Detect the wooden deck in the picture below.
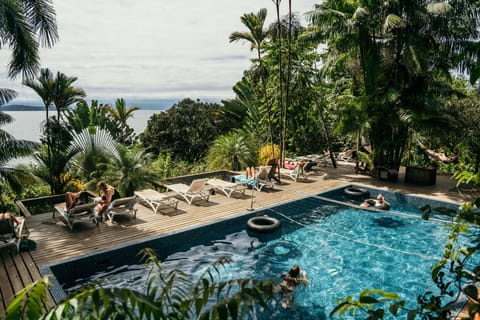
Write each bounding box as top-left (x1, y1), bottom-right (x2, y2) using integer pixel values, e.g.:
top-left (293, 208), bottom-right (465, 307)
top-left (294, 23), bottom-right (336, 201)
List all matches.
top-left (0, 250), bottom-right (55, 318)
top-left (0, 163), bottom-right (475, 318)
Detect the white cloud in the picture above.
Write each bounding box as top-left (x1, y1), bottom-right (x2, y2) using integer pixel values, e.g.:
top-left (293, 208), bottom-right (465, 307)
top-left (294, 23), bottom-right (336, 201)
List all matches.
top-left (0, 0), bottom-right (317, 103)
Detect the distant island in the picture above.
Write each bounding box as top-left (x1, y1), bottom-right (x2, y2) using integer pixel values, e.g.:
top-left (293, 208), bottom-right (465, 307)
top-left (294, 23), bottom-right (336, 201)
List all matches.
top-left (0, 104), bottom-right (45, 111)
top-left (0, 98), bottom-right (222, 111)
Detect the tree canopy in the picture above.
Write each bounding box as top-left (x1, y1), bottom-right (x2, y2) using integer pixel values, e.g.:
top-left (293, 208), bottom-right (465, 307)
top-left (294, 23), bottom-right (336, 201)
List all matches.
top-left (140, 98), bottom-right (228, 163)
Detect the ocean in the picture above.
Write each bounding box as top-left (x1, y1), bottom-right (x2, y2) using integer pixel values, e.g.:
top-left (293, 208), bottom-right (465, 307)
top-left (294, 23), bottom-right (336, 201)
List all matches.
top-left (3, 109), bottom-right (160, 142)
top-left (2, 98), bottom-right (222, 141)
top-left (1, 98), bottom-right (209, 165)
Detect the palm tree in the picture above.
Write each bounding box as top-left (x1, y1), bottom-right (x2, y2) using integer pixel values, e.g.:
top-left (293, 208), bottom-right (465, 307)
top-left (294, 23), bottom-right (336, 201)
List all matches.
top-left (0, 0), bottom-right (58, 121)
top-left (31, 145), bottom-right (79, 194)
top-left (24, 69), bottom-right (85, 194)
top-left (52, 71), bottom-right (86, 122)
top-left (69, 127), bottom-right (119, 186)
top-left (106, 98), bottom-right (140, 144)
top-left (0, 0), bottom-right (58, 80)
top-left (222, 79), bottom-right (264, 138)
top-left (0, 112), bottom-right (38, 197)
top-left (305, 0), bottom-right (480, 170)
top-left (207, 130), bottom-right (257, 171)
top-left (229, 8), bottom-right (268, 63)
top-left (229, 9), bottom-right (276, 157)
top-left (24, 68), bottom-right (56, 127)
top-left (105, 145), bottom-right (157, 197)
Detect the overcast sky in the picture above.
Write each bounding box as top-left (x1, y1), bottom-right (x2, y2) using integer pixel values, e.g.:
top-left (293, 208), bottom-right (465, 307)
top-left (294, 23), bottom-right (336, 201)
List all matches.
top-left (0, 1), bottom-right (317, 103)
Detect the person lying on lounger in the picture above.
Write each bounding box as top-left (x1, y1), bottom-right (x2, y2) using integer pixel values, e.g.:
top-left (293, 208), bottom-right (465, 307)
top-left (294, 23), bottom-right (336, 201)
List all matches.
top-left (245, 167), bottom-right (257, 180)
top-left (65, 191), bottom-right (84, 211)
top-left (0, 211), bottom-right (21, 226)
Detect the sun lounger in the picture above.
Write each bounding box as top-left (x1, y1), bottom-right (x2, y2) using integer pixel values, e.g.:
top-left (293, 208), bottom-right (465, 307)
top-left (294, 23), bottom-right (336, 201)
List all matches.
top-left (135, 189), bottom-right (179, 214)
top-left (166, 178), bottom-right (210, 205)
top-left (55, 202), bottom-right (99, 231)
top-left (207, 178), bottom-right (247, 198)
top-left (104, 196), bottom-right (138, 222)
top-left (0, 216), bottom-right (29, 253)
top-left (234, 166), bottom-right (274, 192)
top-left (280, 164), bottom-right (312, 182)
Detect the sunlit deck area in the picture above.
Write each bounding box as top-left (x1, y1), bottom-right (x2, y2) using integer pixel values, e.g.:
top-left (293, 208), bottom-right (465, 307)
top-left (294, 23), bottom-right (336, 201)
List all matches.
top-left (1, 163), bottom-right (476, 317)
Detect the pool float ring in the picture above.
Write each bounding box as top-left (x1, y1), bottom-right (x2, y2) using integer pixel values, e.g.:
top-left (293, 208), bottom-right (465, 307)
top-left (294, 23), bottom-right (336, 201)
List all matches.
top-left (344, 187), bottom-right (370, 198)
top-left (247, 215), bottom-right (281, 233)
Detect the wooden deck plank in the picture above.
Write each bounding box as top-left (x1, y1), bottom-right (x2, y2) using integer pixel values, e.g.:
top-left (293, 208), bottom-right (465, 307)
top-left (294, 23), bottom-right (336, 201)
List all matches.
top-left (0, 251), bottom-right (13, 316)
top-left (1, 164), bottom-right (472, 317)
top-left (19, 252), bottom-right (55, 309)
top-left (4, 252), bottom-right (24, 299)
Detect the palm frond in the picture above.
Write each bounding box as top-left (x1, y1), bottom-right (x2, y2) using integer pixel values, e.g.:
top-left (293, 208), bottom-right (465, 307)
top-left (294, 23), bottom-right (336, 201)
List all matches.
top-left (0, 88), bottom-right (18, 106)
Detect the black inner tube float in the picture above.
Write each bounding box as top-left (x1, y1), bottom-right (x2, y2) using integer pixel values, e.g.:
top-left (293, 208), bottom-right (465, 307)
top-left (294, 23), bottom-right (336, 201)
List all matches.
top-left (344, 187), bottom-right (370, 198)
top-left (247, 215), bottom-right (281, 233)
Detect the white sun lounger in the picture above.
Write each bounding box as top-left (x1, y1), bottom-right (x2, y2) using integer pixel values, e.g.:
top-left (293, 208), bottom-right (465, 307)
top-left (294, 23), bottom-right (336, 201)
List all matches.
top-left (104, 196), bottom-right (138, 222)
top-left (55, 202), bottom-right (99, 231)
top-left (0, 216), bottom-right (29, 253)
top-left (166, 178), bottom-right (210, 205)
top-left (207, 178), bottom-right (247, 198)
top-left (280, 164), bottom-right (312, 182)
top-left (234, 166), bottom-right (274, 192)
top-left (135, 189), bottom-right (179, 214)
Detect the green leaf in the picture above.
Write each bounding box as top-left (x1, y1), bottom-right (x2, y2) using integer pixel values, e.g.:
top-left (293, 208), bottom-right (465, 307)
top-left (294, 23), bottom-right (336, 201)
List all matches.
top-left (383, 292), bottom-right (400, 300)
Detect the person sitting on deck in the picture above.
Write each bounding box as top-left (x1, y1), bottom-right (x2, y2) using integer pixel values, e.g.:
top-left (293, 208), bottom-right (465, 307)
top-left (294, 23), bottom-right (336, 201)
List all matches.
top-left (95, 181), bottom-right (121, 216)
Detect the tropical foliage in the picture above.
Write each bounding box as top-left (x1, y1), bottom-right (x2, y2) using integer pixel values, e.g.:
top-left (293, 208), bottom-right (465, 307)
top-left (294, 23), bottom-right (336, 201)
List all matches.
top-left (6, 250), bottom-right (275, 320)
top-left (207, 130), bottom-right (257, 171)
top-left (0, 0), bottom-right (58, 80)
top-left (0, 0), bottom-right (57, 206)
top-left (3, 0), bottom-right (480, 318)
top-left (140, 98), bottom-right (228, 163)
top-left (0, 112), bottom-right (37, 206)
top-left (303, 0), bottom-right (480, 171)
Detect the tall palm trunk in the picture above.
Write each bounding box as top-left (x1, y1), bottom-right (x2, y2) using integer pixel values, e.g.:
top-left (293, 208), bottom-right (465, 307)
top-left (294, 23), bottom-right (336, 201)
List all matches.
top-left (258, 51), bottom-right (276, 161)
top-left (273, 0), bottom-right (284, 184)
top-left (283, 0), bottom-right (292, 169)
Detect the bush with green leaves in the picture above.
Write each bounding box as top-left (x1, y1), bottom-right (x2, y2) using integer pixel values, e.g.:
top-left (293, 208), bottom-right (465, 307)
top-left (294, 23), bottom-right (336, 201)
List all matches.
top-left (140, 98), bottom-right (229, 163)
top-left (207, 130), bottom-right (257, 171)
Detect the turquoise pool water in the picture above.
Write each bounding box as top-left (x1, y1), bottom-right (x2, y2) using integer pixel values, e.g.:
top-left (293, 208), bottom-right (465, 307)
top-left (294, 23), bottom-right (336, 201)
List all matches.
top-left (53, 189), bottom-right (464, 319)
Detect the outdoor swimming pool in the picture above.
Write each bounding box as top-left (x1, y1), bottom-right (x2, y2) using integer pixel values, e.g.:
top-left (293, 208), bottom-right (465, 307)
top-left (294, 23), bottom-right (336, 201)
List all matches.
top-left (43, 185), bottom-right (468, 319)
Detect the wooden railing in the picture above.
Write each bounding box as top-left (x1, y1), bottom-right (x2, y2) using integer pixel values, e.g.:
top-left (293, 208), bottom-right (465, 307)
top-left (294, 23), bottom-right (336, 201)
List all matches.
top-left (16, 191), bottom-right (97, 217)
